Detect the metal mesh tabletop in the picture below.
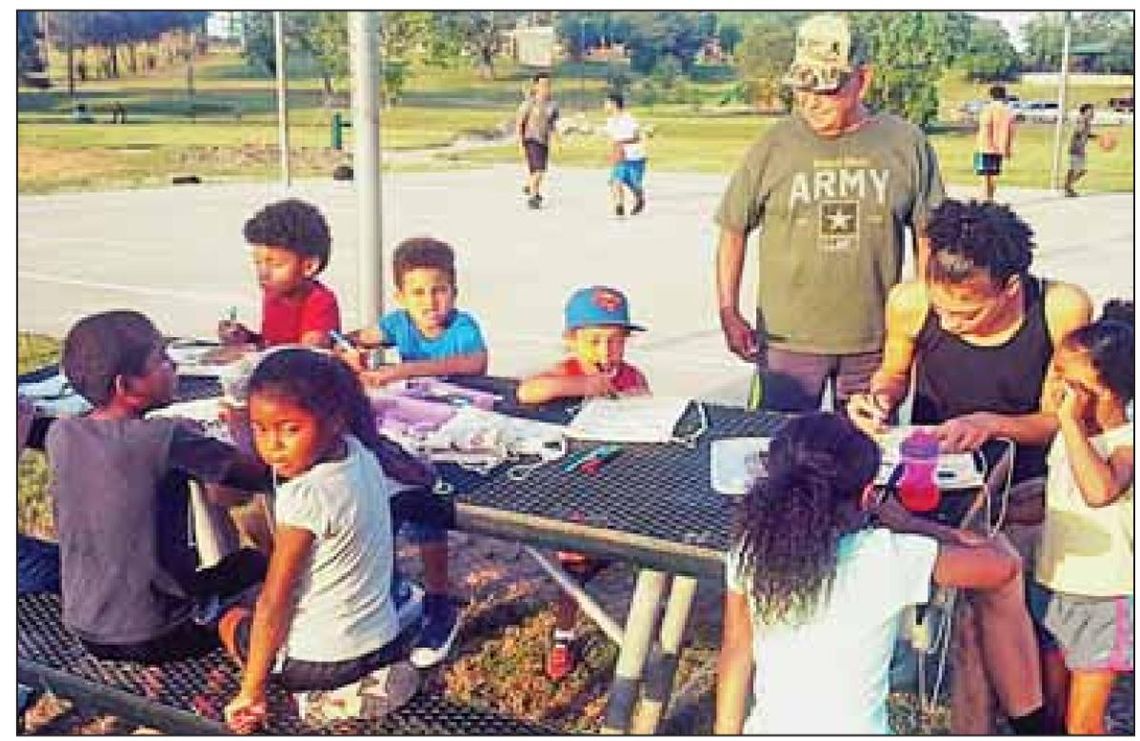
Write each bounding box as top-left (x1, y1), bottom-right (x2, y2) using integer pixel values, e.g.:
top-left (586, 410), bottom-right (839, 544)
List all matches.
top-left (439, 379), bottom-right (787, 576)
top-left (18, 592), bottom-right (549, 734)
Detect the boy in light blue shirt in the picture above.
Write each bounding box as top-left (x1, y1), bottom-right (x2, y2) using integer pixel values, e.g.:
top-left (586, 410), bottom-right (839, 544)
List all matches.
top-left (343, 236), bottom-right (487, 670)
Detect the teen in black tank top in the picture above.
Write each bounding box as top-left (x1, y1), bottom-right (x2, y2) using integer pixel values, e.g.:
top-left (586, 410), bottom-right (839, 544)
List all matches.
top-left (912, 275), bottom-right (1052, 483)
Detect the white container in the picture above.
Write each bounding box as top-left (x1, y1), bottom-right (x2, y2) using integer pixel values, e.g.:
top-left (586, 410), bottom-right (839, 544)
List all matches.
top-left (710, 437), bottom-right (771, 496)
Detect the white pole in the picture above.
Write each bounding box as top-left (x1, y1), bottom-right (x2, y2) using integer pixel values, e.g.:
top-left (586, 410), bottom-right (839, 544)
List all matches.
top-left (273, 11), bottom-right (291, 186)
top-left (1050, 12), bottom-right (1072, 191)
top-left (350, 12), bottom-right (383, 325)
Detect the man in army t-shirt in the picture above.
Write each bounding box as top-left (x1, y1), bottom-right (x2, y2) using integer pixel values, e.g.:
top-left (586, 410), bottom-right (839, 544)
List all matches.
top-left (714, 13), bottom-right (945, 412)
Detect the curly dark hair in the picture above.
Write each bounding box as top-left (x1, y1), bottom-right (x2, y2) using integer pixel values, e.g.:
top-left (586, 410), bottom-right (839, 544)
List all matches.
top-left (242, 198), bottom-right (332, 272)
top-left (392, 237), bottom-right (456, 289)
top-left (62, 310), bottom-right (163, 407)
top-left (247, 347), bottom-right (384, 455)
top-left (734, 413), bottom-right (880, 626)
top-left (925, 199), bottom-right (1035, 287)
top-left (1065, 299), bottom-right (1134, 404)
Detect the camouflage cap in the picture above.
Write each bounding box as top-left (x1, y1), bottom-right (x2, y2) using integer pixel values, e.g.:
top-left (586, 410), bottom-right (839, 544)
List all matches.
top-left (782, 14), bottom-right (870, 94)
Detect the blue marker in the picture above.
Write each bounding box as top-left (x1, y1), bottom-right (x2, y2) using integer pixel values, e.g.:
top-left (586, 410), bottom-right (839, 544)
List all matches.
top-left (329, 330), bottom-right (356, 353)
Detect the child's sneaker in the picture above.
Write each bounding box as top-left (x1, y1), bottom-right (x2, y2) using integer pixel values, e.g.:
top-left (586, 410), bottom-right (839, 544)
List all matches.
top-left (528, 194), bottom-right (542, 209)
top-left (631, 190), bottom-right (646, 215)
top-left (410, 594), bottom-right (461, 669)
top-left (545, 630), bottom-right (576, 682)
top-left (392, 574), bottom-right (424, 634)
top-left (296, 661), bottom-right (419, 725)
top-left (615, 204), bottom-right (625, 217)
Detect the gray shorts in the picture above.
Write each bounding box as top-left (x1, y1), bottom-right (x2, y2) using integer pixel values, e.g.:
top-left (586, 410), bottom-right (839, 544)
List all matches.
top-left (750, 345), bottom-right (881, 413)
top-left (1070, 153), bottom-right (1087, 172)
top-left (1030, 584), bottom-right (1133, 672)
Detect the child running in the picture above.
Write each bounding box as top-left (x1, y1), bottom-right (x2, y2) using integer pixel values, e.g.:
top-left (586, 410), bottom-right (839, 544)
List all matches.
top-left (223, 349), bottom-right (418, 732)
top-left (219, 198), bottom-right (340, 349)
top-left (46, 311), bottom-right (271, 664)
top-left (1031, 300), bottom-right (1133, 734)
top-left (716, 412), bottom-right (1055, 734)
top-left (341, 236), bottom-right (486, 668)
top-left (604, 92), bottom-right (647, 217)
top-left (518, 285), bottom-right (648, 680)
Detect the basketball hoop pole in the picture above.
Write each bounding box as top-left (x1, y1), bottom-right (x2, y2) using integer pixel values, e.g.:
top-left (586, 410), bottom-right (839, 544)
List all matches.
top-left (1050, 12), bottom-right (1072, 192)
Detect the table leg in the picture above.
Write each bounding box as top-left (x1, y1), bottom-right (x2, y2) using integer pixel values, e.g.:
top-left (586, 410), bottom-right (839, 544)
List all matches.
top-left (631, 574), bottom-right (697, 734)
top-left (602, 568), bottom-right (668, 735)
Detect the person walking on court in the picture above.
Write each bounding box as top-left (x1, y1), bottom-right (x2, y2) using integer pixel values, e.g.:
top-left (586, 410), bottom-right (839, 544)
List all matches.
top-left (1064, 104), bottom-right (1098, 198)
top-left (516, 72), bottom-right (560, 210)
top-left (603, 92), bottom-right (648, 217)
top-left (975, 85), bottom-right (1015, 202)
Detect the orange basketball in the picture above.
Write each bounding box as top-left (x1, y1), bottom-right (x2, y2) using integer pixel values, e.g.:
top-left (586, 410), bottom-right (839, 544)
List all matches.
top-left (1098, 131), bottom-right (1118, 152)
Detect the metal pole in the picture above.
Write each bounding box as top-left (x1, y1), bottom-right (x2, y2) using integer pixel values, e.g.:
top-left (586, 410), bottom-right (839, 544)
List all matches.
top-left (523, 546), bottom-right (625, 645)
top-left (579, 18), bottom-right (586, 111)
top-left (273, 12), bottom-right (291, 186)
top-left (1050, 12), bottom-right (1072, 191)
top-left (602, 569), bottom-right (668, 734)
top-left (66, 13), bottom-right (74, 98)
top-left (350, 11), bottom-right (383, 326)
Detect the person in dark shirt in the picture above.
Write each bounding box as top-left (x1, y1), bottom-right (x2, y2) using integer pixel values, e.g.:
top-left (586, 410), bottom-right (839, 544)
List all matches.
top-left (47, 310), bottom-right (273, 664)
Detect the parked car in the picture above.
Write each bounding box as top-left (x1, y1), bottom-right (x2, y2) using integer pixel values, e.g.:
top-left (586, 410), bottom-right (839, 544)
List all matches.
top-left (1108, 96), bottom-right (1134, 113)
top-left (1014, 100), bottom-right (1060, 124)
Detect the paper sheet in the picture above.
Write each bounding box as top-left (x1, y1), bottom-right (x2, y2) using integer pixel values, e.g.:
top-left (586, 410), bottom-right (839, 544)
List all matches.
top-left (566, 396), bottom-right (691, 443)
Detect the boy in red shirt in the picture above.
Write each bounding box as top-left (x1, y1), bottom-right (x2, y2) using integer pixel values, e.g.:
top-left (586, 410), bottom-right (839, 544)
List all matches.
top-left (219, 198), bottom-right (340, 349)
top-left (518, 285), bottom-right (649, 680)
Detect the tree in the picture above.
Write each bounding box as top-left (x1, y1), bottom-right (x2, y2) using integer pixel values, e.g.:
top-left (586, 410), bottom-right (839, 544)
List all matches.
top-left (1023, 11), bottom-right (1132, 74)
top-left (45, 12), bottom-right (205, 81)
top-left (17, 11), bottom-right (46, 81)
top-left (956, 15), bottom-right (1020, 82)
top-left (427, 11), bottom-right (520, 79)
top-left (731, 13), bottom-right (803, 110)
top-left (717, 23), bottom-right (743, 56)
top-left (849, 12), bottom-right (964, 127)
top-left (618, 11), bottom-right (704, 75)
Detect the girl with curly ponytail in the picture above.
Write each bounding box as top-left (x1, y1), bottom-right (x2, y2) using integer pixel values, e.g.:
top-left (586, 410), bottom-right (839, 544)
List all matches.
top-left (716, 412), bottom-right (1053, 734)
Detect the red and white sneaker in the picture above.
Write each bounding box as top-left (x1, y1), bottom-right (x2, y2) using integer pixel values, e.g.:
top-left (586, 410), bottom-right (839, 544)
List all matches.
top-left (545, 633), bottom-right (576, 682)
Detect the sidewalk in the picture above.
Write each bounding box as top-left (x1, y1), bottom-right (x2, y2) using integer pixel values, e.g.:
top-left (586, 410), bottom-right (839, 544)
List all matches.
top-left (17, 167), bottom-right (1133, 405)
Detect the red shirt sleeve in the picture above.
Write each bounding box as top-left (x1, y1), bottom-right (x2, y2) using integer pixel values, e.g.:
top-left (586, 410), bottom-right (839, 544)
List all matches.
top-left (614, 363), bottom-right (650, 395)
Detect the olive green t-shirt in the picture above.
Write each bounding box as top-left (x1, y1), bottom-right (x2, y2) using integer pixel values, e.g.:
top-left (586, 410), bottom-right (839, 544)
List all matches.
top-left (715, 113), bottom-right (945, 354)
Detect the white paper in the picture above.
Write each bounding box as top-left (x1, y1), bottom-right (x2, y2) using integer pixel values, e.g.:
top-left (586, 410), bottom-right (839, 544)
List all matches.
top-left (566, 396), bottom-right (691, 443)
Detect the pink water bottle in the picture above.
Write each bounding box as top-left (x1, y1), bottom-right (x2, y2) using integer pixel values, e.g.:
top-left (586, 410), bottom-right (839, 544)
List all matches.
top-left (898, 430), bottom-right (940, 513)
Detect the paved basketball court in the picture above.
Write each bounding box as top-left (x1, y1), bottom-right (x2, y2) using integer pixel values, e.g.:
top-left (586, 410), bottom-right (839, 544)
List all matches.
top-left (16, 165), bottom-right (1134, 403)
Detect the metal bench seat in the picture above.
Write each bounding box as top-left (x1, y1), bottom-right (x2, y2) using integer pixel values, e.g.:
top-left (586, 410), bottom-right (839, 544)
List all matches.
top-left (18, 592), bottom-right (549, 735)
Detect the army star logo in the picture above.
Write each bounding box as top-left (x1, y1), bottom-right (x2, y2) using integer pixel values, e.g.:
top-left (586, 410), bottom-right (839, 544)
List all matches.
top-left (818, 200), bottom-right (859, 252)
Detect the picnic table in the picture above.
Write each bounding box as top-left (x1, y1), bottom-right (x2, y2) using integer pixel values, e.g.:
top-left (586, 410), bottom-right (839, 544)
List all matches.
top-left (18, 361), bottom-right (1005, 734)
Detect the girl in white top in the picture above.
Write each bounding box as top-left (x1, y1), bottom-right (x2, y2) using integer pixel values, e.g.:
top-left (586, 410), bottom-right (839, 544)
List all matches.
top-left (1034, 300), bottom-right (1134, 735)
top-left (716, 413), bottom-right (1054, 735)
top-left (223, 349), bottom-right (415, 732)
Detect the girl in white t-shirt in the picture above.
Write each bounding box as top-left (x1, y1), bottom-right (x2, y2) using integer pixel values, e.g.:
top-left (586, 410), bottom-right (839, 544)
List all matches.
top-left (223, 349), bottom-right (417, 732)
top-left (1033, 300), bottom-right (1134, 735)
top-left (716, 412), bottom-right (1054, 735)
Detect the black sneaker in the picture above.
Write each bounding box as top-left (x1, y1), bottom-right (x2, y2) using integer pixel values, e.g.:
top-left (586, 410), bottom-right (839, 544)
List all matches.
top-left (528, 194), bottom-right (542, 209)
top-left (615, 204), bottom-right (625, 217)
top-left (410, 595), bottom-right (460, 669)
top-left (631, 191), bottom-right (646, 215)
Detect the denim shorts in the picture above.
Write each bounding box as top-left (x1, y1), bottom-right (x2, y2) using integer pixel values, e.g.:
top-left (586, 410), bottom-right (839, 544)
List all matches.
top-left (232, 614), bottom-right (406, 691)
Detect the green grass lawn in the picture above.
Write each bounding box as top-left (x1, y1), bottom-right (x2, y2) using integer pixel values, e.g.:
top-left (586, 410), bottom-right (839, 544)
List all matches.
top-left (18, 51), bottom-right (1134, 194)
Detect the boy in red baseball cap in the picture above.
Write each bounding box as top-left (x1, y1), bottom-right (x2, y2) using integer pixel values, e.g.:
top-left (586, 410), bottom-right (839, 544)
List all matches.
top-left (518, 285), bottom-right (650, 680)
